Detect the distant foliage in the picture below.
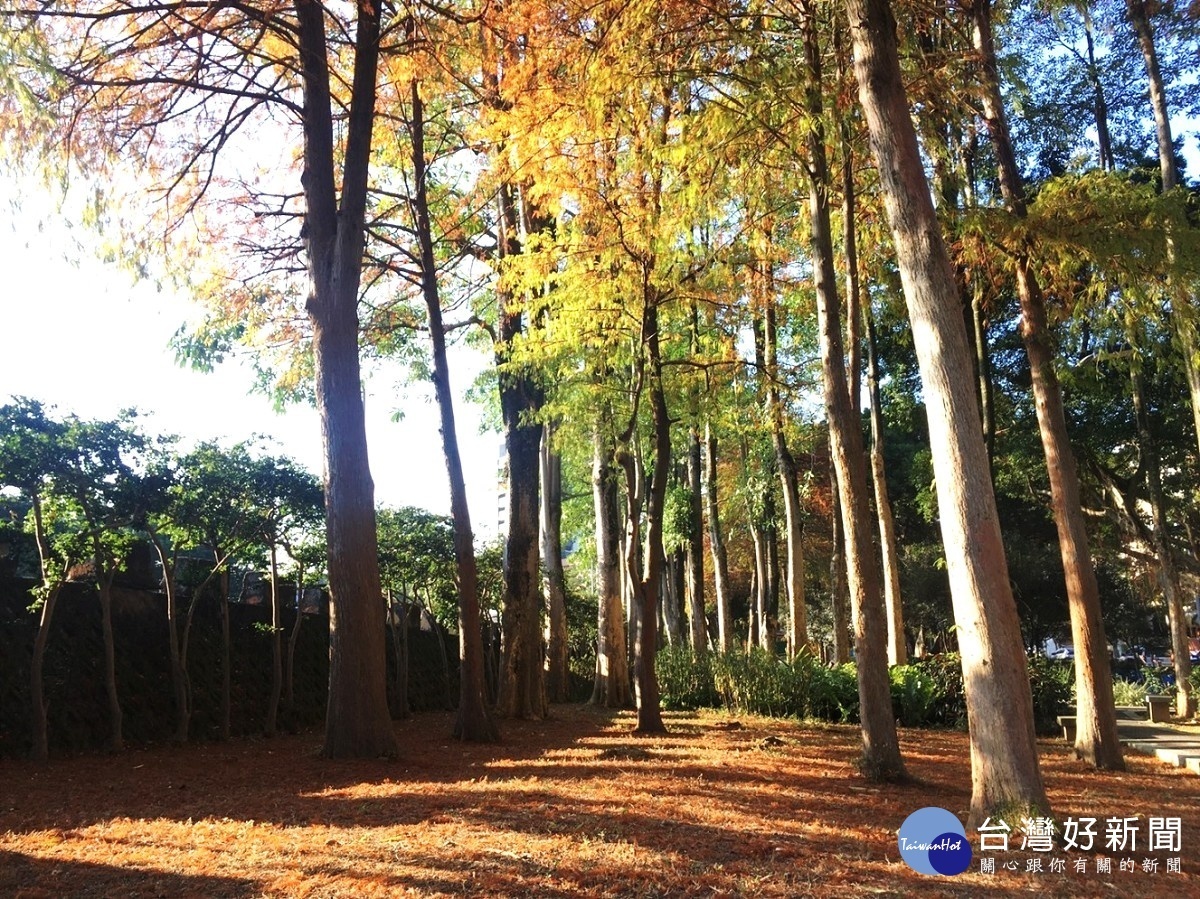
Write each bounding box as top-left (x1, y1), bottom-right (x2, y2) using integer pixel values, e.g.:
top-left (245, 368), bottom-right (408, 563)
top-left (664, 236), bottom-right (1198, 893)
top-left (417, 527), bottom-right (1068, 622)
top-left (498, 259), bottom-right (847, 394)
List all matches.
top-left (900, 653), bottom-right (1071, 734)
top-left (656, 649), bottom-right (1075, 734)
top-left (656, 647), bottom-right (859, 723)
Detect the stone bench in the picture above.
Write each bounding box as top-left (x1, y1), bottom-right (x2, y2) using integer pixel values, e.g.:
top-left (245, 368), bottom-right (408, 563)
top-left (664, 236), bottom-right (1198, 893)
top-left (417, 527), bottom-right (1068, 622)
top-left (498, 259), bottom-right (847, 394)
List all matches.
top-left (1147, 695), bottom-right (1173, 723)
top-left (1057, 715), bottom-right (1076, 742)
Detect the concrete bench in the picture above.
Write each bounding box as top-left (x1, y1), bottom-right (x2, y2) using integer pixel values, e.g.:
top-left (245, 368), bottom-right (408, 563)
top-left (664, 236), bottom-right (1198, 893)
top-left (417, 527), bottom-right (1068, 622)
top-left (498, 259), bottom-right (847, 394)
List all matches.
top-left (1147, 695), bottom-right (1172, 723)
top-left (1057, 715), bottom-right (1076, 742)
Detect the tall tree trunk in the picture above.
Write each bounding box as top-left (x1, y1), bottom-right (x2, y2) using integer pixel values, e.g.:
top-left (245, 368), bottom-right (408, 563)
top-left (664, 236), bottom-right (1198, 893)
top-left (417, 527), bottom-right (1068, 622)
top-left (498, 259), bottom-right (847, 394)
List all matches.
top-left (542, 422), bottom-right (571, 702)
top-left (218, 563), bottom-right (231, 741)
top-left (411, 79), bottom-right (498, 742)
top-left (843, 0), bottom-right (1049, 823)
top-left (1080, 1), bottom-right (1115, 170)
top-left (685, 430), bottom-right (708, 653)
top-left (662, 544), bottom-right (685, 647)
top-left (29, 586), bottom-right (61, 762)
top-left (592, 419), bottom-right (632, 707)
top-left (286, 587), bottom-right (303, 719)
top-left (621, 299), bottom-right (670, 734)
top-left (765, 514), bottom-right (781, 649)
top-left (1130, 347), bottom-right (1195, 718)
top-left (749, 520), bottom-right (766, 650)
top-left (294, 0), bottom-right (397, 759)
top-left (1125, 0), bottom-right (1200, 471)
top-left (496, 180), bottom-right (547, 721)
top-left (829, 476), bottom-right (851, 665)
top-left (266, 542), bottom-right (282, 737)
top-left (149, 533), bottom-right (190, 742)
top-left (764, 294), bottom-right (809, 656)
top-left (29, 495), bottom-right (62, 761)
top-left (800, 18), bottom-right (904, 777)
top-left (392, 596), bottom-right (410, 720)
top-left (866, 313), bottom-right (906, 665)
top-left (971, 0), bottom-right (1123, 769)
top-left (95, 565), bottom-right (123, 752)
top-left (971, 287), bottom-right (996, 469)
top-left (704, 423), bottom-right (735, 653)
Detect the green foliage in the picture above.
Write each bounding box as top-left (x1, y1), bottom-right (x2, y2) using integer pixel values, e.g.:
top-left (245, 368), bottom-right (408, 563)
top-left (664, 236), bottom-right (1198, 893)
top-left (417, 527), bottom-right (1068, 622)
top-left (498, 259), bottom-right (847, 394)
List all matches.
top-left (1026, 656), bottom-right (1074, 736)
top-left (376, 506), bottom-right (457, 626)
top-left (889, 665), bottom-right (941, 728)
top-left (909, 654), bottom-right (967, 729)
top-left (903, 653), bottom-right (1071, 734)
top-left (656, 647), bottom-right (859, 723)
top-left (657, 644), bottom-right (719, 710)
top-left (1111, 678), bottom-right (1150, 707)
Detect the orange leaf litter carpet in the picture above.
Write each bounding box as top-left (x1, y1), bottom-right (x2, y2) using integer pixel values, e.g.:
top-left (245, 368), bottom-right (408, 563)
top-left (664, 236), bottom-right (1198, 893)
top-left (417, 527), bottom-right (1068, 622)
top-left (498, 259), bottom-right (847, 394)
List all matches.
top-left (2, 704), bottom-right (1198, 897)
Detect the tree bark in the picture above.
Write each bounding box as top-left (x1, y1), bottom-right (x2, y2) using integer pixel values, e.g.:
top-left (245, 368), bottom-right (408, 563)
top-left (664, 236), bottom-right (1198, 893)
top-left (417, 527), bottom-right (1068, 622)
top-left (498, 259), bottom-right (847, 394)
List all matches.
top-left (704, 423), bottom-right (735, 653)
top-left (94, 563), bottom-right (124, 753)
top-left (29, 494), bottom-right (61, 762)
top-left (620, 299), bottom-right (669, 734)
top-left (843, 0), bottom-right (1049, 822)
top-left (410, 80), bottom-right (498, 742)
top-left (764, 292), bottom-right (809, 657)
top-left (1125, 0), bottom-right (1200, 475)
top-left (495, 180), bottom-right (547, 721)
top-left (1131, 350), bottom-right (1195, 718)
top-left (865, 313), bottom-right (906, 665)
top-left (266, 542), bottom-right (282, 737)
top-left (1080, 1), bottom-right (1115, 170)
top-left (685, 430), bottom-right (708, 653)
top-left (800, 18), bottom-right (905, 777)
top-left (829, 476), bottom-right (851, 665)
top-left (294, 0), bottom-right (397, 759)
top-left (591, 419), bottom-right (632, 707)
top-left (541, 422), bottom-right (571, 703)
top-left (971, 0), bottom-right (1123, 769)
top-left (148, 532), bottom-right (190, 742)
top-left (286, 590), bottom-right (303, 719)
top-left (218, 563), bottom-right (231, 742)
top-left (662, 544), bottom-right (685, 647)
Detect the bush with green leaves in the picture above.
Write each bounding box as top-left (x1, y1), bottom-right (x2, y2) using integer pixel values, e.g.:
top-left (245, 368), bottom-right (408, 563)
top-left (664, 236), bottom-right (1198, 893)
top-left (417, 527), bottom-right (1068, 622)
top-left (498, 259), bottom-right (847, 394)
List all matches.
top-left (656, 647), bottom-right (859, 723)
top-left (890, 665), bottom-right (941, 727)
top-left (808, 661), bottom-right (859, 723)
top-left (1111, 677), bottom-right (1150, 707)
top-left (910, 653), bottom-right (967, 728)
top-left (657, 643), bottom-right (719, 710)
top-left (1026, 656), bottom-right (1074, 735)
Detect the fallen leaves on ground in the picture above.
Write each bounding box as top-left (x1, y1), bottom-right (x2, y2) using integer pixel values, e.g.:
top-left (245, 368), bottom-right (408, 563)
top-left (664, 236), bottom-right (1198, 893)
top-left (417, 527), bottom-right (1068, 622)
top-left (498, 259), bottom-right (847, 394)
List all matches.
top-left (2, 704), bottom-right (1198, 897)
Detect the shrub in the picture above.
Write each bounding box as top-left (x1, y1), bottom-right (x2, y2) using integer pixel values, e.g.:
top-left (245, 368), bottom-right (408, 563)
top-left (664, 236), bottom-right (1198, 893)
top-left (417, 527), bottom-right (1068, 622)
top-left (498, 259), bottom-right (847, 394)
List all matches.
top-left (1111, 678), bottom-right (1149, 707)
top-left (657, 644), bottom-right (719, 710)
top-left (911, 653), bottom-right (967, 728)
top-left (1027, 656), bottom-right (1073, 735)
top-left (890, 665), bottom-right (940, 727)
top-left (711, 648), bottom-right (805, 718)
top-left (809, 662), bottom-right (859, 723)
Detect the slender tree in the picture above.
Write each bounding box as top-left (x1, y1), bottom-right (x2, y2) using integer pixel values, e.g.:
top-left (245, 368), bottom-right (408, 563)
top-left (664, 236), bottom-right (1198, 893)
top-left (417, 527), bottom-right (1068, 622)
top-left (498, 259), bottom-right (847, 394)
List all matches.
top-left (969, 0), bottom-right (1124, 767)
top-left (842, 0), bottom-right (1049, 822)
top-left (410, 77), bottom-right (498, 742)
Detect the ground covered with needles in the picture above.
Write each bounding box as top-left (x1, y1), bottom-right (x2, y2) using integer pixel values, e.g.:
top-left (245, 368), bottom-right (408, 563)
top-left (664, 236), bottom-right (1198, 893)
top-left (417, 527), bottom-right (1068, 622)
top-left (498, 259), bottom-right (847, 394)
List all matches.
top-left (3, 704), bottom-right (1199, 897)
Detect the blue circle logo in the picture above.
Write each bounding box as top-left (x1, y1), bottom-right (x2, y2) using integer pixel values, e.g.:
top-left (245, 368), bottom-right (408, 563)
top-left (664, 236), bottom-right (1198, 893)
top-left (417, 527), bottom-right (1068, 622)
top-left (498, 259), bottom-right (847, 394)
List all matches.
top-left (898, 807), bottom-right (972, 876)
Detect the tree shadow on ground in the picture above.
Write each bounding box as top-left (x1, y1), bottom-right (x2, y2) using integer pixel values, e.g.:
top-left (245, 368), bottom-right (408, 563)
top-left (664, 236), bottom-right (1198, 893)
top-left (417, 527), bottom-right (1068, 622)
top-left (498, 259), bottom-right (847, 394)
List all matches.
top-left (0, 849), bottom-right (257, 898)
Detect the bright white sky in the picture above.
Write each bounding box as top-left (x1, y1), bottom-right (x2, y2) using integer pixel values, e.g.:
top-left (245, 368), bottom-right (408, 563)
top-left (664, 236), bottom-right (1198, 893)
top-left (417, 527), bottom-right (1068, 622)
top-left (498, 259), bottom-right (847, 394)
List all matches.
top-left (0, 185), bottom-right (503, 541)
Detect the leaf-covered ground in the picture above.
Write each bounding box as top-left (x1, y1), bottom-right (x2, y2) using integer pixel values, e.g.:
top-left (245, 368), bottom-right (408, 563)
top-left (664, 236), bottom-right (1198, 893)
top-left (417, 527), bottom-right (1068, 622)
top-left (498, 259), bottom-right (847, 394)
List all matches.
top-left (2, 704), bottom-right (1198, 897)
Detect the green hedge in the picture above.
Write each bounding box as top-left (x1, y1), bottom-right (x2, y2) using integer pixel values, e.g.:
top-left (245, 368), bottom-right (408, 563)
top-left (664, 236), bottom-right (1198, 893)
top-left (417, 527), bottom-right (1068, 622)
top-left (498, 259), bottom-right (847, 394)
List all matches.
top-left (657, 645), bottom-right (1070, 733)
top-left (657, 646), bottom-right (858, 723)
